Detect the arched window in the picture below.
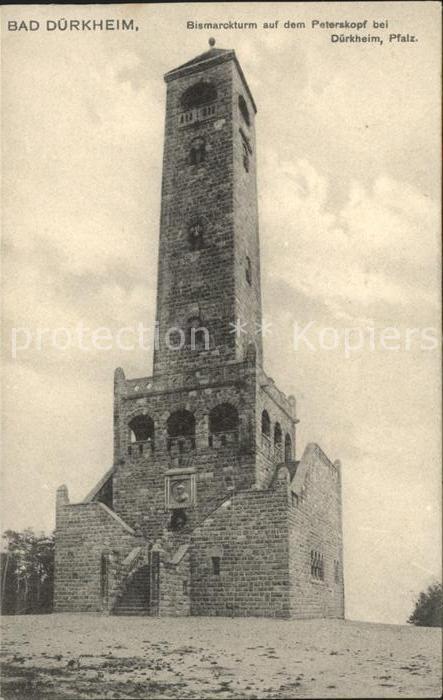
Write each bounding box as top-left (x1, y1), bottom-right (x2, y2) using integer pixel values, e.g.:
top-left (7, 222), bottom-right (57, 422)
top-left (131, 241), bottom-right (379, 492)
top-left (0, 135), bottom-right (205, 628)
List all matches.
top-left (238, 94), bottom-right (250, 126)
top-left (181, 81), bottom-right (217, 110)
top-left (167, 410), bottom-right (196, 451)
top-left (190, 137), bottom-right (206, 165)
top-left (188, 221), bottom-right (204, 251)
top-left (209, 403), bottom-right (239, 447)
top-left (129, 415), bottom-right (154, 443)
top-left (187, 316), bottom-right (209, 350)
top-left (274, 423), bottom-right (282, 458)
top-left (285, 433), bottom-right (292, 462)
top-left (245, 256), bottom-right (252, 285)
top-left (128, 415), bottom-right (154, 455)
top-left (261, 410), bottom-right (271, 439)
top-left (311, 551), bottom-right (324, 581)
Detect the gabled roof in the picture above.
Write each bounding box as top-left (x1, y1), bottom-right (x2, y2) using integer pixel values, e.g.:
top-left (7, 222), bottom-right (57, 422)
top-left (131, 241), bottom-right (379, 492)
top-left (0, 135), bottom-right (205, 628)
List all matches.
top-left (164, 43), bottom-right (257, 114)
top-left (83, 465), bottom-right (114, 503)
top-left (170, 46), bottom-right (231, 73)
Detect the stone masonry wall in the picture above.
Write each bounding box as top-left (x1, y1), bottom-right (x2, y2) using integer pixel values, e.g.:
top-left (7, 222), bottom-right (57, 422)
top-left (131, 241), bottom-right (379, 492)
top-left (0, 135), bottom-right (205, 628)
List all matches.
top-left (255, 373), bottom-right (296, 488)
top-left (154, 59), bottom-right (236, 377)
top-left (288, 444), bottom-right (345, 619)
top-left (159, 550), bottom-right (191, 617)
top-left (112, 362), bottom-right (257, 539)
top-left (232, 62), bottom-right (263, 363)
top-left (190, 476), bottom-right (290, 617)
top-left (154, 56), bottom-right (263, 378)
top-left (54, 488), bottom-right (137, 613)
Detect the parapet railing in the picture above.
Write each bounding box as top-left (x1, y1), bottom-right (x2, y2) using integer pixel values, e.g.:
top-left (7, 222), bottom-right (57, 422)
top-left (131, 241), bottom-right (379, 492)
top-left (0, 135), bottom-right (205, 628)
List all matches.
top-left (167, 436), bottom-right (196, 452)
top-left (208, 429), bottom-right (239, 448)
top-left (127, 439), bottom-right (155, 457)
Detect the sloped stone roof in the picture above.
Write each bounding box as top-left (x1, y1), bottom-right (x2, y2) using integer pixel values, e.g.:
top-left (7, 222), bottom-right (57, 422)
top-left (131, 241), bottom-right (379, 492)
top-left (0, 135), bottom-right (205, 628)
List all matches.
top-left (170, 47), bottom-right (231, 72)
top-left (164, 44), bottom-right (257, 114)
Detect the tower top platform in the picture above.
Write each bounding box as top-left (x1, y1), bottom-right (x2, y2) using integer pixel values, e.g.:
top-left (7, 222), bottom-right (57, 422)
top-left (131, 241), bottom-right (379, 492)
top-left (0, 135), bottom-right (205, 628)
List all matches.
top-left (164, 41), bottom-right (257, 114)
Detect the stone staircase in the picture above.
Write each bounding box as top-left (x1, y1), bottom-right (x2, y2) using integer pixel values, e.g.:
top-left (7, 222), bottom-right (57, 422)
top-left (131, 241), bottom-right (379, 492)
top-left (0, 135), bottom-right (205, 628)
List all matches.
top-left (113, 564), bottom-right (150, 616)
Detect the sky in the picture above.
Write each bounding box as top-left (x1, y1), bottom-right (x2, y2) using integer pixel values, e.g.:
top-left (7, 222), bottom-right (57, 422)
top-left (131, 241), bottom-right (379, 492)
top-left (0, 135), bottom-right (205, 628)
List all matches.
top-left (1, 2), bottom-right (441, 624)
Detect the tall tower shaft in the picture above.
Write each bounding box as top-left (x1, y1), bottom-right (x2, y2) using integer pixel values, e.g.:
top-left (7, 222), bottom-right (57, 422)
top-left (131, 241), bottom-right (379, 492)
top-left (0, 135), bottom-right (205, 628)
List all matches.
top-left (153, 44), bottom-right (263, 378)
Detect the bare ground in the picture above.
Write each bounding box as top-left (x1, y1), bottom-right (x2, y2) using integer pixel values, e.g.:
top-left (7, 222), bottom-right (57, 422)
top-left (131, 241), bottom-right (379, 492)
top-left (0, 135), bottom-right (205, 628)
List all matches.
top-left (0, 614), bottom-right (441, 699)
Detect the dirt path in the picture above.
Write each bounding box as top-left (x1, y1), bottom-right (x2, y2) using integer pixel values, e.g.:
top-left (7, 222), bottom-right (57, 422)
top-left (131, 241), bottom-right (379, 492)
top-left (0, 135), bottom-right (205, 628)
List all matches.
top-left (1, 615), bottom-right (441, 698)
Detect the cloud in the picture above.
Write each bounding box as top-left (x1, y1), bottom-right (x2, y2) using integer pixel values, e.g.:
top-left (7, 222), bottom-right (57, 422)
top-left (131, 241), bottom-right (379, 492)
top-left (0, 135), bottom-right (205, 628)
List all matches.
top-left (260, 155), bottom-right (439, 323)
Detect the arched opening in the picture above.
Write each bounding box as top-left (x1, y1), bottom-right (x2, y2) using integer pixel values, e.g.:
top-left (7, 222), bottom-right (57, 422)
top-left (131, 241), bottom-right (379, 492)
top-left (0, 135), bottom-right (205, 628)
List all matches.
top-left (128, 415), bottom-right (154, 456)
top-left (274, 422), bottom-right (282, 459)
top-left (285, 433), bottom-right (292, 463)
top-left (208, 403), bottom-right (239, 447)
top-left (129, 415), bottom-right (154, 443)
top-left (238, 94), bottom-right (250, 126)
top-left (261, 410), bottom-right (271, 439)
top-left (310, 550), bottom-right (324, 581)
top-left (190, 136), bottom-right (206, 165)
top-left (261, 409), bottom-right (271, 456)
top-left (181, 81), bottom-right (217, 110)
top-left (167, 410), bottom-right (196, 451)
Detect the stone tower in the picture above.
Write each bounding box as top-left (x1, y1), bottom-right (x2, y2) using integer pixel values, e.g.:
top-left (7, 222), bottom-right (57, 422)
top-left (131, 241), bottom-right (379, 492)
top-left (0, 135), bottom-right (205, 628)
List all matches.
top-left (154, 41), bottom-right (263, 378)
top-left (54, 42), bottom-right (345, 620)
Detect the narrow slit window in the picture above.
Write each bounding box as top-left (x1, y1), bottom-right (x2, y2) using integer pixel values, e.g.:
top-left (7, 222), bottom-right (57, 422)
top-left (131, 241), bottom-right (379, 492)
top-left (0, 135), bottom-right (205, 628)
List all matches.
top-left (100, 552), bottom-right (109, 600)
top-left (238, 95), bottom-right (250, 126)
top-left (240, 129), bottom-right (252, 173)
top-left (189, 221), bottom-right (204, 251)
top-left (242, 141), bottom-right (249, 172)
top-left (190, 137), bottom-right (206, 165)
top-left (212, 556), bottom-right (221, 575)
top-left (246, 256), bottom-right (252, 285)
top-left (285, 433), bottom-right (292, 462)
top-left (261, 410), bottom-right (271, 439)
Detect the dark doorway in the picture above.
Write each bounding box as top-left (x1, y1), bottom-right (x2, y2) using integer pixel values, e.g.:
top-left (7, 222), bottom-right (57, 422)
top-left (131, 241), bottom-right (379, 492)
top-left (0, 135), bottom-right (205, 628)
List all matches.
top-left (114, 565), bottom-right (149, 616)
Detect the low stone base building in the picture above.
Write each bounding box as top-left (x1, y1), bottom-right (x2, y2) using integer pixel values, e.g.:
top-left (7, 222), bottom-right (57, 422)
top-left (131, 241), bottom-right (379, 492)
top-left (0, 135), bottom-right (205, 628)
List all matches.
top-left (54, 41), bottom-right (345, 619)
